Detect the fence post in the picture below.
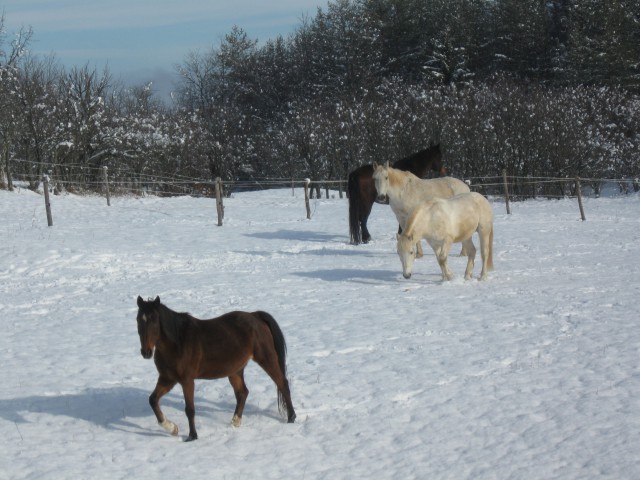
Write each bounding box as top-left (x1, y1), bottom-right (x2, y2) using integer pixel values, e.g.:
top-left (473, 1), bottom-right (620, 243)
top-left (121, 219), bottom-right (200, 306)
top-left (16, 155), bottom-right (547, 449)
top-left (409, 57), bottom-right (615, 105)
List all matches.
top-left (502, 169), bottom-right (511, 214)
top-left (103, 166), bottom-right (111, 206)
top-left (214, 177), bottom-right (224, 226)
top-left (575, 177), bottom-right (586, 221)
top-left (304, 178), bottom-right (311, 219)
top-left (42, 174), bottom-right (53, 227)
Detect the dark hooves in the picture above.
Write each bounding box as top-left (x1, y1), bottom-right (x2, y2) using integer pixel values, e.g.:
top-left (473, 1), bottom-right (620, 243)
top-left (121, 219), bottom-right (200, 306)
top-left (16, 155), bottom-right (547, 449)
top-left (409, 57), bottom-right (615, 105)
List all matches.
top-left (184, 434), bottom-right (198, 442)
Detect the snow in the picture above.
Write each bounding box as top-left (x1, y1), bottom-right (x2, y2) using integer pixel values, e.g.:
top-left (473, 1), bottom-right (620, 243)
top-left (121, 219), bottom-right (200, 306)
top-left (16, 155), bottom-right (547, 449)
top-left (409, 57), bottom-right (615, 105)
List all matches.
top-left (1, 187), bottom-right (639, 479)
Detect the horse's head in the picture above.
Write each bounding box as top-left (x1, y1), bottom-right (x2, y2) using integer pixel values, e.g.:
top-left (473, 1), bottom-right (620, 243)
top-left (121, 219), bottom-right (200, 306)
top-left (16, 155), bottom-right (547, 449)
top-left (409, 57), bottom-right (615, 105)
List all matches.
top-left (136, 296), bottom-right (162, 359)
top-left (372, 162), bottom-right (391, 202)
top-left (396, 233), bottom-right (417, 279)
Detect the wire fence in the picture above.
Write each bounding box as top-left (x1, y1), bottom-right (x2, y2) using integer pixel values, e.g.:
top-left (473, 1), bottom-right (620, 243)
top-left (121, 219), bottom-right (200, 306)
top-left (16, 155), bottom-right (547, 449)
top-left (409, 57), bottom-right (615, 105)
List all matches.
top-left (4, 158), bottom-right (639, 199)
top-left (3, 159), bottom-right (639, 227)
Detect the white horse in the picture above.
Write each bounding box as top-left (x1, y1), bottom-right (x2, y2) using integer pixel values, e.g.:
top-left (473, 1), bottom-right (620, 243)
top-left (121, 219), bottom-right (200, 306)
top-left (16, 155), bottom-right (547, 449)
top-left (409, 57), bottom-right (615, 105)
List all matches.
top-left (396, 192), bottom-right (494, 281)
top-left (373, 162), bottom-right (470, 256)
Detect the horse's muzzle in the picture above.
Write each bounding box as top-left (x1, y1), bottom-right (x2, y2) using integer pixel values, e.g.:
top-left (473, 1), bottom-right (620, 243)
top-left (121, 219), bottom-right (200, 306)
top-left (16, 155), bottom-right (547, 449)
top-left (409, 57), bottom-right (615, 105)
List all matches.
top-left (403, 273), bottom-right (412, 279)
top-left (141, 348), bottom-right (153, 359)
top-left (376, 194), bottom-right (389, 204)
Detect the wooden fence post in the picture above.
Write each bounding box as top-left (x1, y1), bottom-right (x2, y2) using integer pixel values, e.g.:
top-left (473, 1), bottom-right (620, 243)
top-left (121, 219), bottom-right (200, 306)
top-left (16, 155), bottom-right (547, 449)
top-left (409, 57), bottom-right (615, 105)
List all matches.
top-left (103, 166), bottom-right (111, 206)
top-left (502, 169), bottom-right (511, 214)
top-left (304, 178), bottom-right (311, 219)
top-left (42, 174), bottom-right (53, 226)
top-left (214, 177), bottom-right (224, 226)
top-left (575, 177), bottom-right (586, 221)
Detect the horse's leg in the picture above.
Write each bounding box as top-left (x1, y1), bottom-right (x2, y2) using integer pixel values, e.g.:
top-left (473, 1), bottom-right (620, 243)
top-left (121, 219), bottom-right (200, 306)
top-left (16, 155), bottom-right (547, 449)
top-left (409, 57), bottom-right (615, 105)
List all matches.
top-left (228, 370), bottom-right (249, 427)
top-left (360, 206), bottom-right (373, 244)
top-left (479, 226), bottom-right (493, 280)
top-left (181, 378), bottom-right (198, 441)
top-left (462, 238), bottom-right (477, 280)
top-left (254, 352), bottom-right (296, 423)
top-left (149, 377), bottom-right (179, 436)
top-left (434, 241), bottom-right (454, 281)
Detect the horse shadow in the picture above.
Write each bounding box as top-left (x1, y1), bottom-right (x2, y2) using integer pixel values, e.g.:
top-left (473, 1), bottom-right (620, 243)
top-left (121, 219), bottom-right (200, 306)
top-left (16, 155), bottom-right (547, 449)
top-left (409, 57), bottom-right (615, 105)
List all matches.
top-left (293, 268), bottom-right (400, 284)
top-left (245, 229), bottom-right (343, 243)
top-left (0, 386), bottom-right (239, 438)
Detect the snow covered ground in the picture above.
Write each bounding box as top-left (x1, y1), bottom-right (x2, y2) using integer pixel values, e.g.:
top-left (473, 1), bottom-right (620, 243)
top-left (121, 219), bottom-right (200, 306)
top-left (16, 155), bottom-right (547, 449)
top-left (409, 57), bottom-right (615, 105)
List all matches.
top-left (1, 186), bottom-right (639, 479)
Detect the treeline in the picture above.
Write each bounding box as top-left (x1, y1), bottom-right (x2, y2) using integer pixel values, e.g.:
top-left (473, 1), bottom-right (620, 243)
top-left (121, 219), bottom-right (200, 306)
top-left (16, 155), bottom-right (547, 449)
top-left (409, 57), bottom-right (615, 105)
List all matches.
top-left (1, 0), bottom-right (639, 196)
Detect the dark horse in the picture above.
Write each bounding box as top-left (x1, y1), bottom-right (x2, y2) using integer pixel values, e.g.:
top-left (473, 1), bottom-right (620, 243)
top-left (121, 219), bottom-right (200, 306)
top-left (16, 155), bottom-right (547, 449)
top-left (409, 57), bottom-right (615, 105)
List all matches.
top-left (136, 296), bottom-right (296, 441)
top-left (348, 143), bottom-right (446, 244)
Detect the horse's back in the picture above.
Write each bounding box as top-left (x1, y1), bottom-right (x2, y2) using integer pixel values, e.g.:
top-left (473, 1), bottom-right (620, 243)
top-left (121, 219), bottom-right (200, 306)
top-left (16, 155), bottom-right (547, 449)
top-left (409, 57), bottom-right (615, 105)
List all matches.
top-left (190, 311), bottom-right (275, 378)
top-left (426, 176), bottom-right (470, 197)
top-left (444, 192), bottom-right (493, 230)
top-left (200, 311), bottom-right (267, 339)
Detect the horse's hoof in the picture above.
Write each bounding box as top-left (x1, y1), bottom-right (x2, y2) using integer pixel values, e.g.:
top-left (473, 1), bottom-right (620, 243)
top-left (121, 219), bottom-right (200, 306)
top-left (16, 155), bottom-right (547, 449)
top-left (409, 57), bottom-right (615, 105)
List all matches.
top-left (160, 419), bottom-right (179, 436)
top-left (184, 433), bottom-right (198, 442)
top-left (232, 414), bottom-right (242, 427)
top-left (288, 413), bottom-right (297, 424)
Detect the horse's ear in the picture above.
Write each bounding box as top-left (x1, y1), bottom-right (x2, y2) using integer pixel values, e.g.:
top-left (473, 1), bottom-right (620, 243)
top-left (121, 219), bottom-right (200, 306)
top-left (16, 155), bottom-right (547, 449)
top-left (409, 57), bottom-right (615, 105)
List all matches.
top-left (137, 296), bottom-right (144, 308)
top-left (373, 161), bottom-right (378, 169)
top-left (153, 296), bottom-right (161, 306)
top-left (385, 161), bottom-right (390, 168)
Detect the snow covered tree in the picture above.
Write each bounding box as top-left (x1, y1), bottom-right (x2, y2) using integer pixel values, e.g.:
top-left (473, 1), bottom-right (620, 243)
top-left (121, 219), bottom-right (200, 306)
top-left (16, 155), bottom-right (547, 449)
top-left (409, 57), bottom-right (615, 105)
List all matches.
top-left (12, 55), bottom-right (63, 190)
top-left (55, 65), bottom-right (112, 188)
top-left (566, 1), bottom-right (640, 89)
top-left (0, 17), bottom-right (32, 190)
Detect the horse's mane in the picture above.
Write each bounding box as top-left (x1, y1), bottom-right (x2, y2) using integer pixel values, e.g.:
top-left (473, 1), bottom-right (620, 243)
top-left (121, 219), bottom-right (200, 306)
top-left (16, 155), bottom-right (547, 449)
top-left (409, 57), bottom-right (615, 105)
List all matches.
top-left (403, 205), bottom-right (421, 239)
top-left (387, 165), bottom-right (417, 191)
top-left (392, 143), bottom-right (440, 170)
top-left (157, 302), bottom-right (193, 348)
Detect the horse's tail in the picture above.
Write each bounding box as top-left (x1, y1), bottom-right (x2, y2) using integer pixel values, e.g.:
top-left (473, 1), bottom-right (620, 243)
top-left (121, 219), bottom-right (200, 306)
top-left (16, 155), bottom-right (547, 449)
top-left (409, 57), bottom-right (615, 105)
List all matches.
top-left (253, 311), bottom-right (289, 416)
top-left (348, 171), bottom-right (361, 244)
top-left (487, 224), bottom-right (494, 271)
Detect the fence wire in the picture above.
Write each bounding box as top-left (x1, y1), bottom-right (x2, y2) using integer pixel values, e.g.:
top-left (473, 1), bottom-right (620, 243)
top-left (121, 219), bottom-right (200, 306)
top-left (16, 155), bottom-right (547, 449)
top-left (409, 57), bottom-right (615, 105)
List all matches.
top-left (3, 158), bottom-right (639, 200)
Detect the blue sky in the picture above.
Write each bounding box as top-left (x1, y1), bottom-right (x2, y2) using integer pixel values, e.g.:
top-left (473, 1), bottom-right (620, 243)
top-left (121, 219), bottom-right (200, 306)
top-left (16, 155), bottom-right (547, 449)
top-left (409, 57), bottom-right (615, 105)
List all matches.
top-left (1, 0), bottom-right (327, 98)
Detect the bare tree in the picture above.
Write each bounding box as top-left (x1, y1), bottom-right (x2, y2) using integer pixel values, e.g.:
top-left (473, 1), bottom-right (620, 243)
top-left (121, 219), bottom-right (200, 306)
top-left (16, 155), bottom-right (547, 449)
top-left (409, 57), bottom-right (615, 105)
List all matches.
top-left (0, 16), bottom-right (33, 190)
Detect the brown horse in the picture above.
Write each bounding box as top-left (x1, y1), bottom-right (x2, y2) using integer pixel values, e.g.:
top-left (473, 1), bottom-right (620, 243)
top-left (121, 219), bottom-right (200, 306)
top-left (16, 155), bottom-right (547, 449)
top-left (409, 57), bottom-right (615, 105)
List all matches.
top-left (136, 296), bottom-right (296, 441)
top-left (348, 143), bottom-right (446, 245)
